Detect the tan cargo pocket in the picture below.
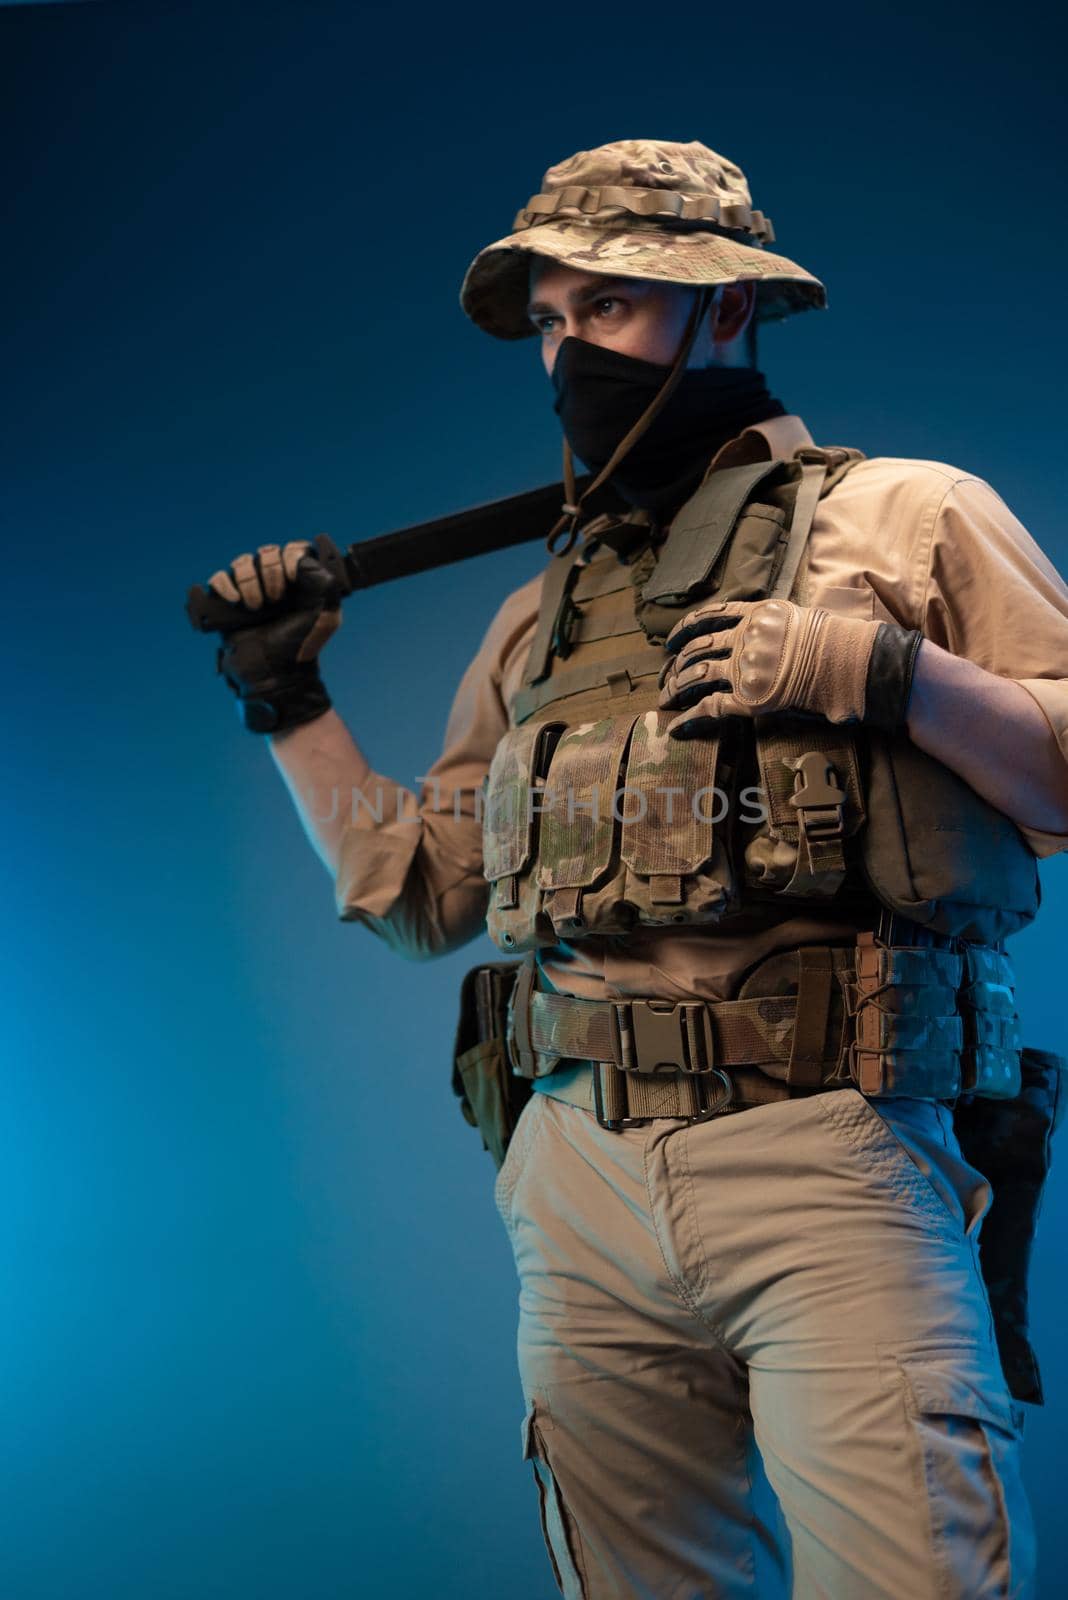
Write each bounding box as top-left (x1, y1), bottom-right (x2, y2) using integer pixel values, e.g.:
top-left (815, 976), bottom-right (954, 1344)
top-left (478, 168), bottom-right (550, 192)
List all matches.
top-left (521, 1401), bottom-right (589, 1599)
top-left (894, 1352), bottom-right (1033, 1595)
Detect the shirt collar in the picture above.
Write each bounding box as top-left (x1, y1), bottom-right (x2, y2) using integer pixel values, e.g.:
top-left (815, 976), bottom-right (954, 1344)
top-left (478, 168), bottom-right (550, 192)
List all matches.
top-left (706, 413), bottom-right (815, 472)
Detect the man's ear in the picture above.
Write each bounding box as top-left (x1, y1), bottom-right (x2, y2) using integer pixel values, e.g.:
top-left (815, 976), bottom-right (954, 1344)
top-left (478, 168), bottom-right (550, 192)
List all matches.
top-left (710, 282), bottom-right (756, 351)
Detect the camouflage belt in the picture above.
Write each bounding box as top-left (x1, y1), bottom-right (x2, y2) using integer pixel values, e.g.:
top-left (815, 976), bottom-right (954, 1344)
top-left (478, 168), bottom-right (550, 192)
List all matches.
top-left (508, 952), bottom-right (853, 1129)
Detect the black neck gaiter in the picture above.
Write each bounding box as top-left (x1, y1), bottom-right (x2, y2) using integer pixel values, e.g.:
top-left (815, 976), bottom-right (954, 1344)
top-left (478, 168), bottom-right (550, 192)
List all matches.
top-left (551, 336), bottom-right (786, 516)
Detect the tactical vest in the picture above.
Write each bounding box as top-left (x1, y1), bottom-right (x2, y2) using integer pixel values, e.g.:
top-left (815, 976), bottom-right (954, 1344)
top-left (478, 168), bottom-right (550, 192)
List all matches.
top-left (482, 447), bottom-right (1040, 957)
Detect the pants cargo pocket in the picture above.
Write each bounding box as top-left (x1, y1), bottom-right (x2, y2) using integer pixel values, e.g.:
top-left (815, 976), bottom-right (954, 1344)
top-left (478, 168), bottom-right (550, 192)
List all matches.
top-left (521, 1401), bottom-right (589, 1599)
top-left (896, 1352), bottom-right (1035, 1598)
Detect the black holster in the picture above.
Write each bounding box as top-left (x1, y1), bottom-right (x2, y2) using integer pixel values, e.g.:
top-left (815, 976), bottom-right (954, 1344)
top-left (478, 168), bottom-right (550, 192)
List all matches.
top-left (953, 1046), bottom-right (1068, 1404)
top-left (452, 961), bottom-right (532, 1171)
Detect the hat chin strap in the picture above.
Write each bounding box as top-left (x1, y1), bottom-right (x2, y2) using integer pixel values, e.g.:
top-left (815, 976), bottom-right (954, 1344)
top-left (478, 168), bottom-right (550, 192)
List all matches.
top-left (547, 284), bottom-right (716, 555)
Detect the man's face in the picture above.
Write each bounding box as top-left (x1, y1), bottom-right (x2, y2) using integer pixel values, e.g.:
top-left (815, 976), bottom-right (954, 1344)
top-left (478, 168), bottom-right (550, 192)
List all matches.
top-left (526, 259), bottom-right (754, 377)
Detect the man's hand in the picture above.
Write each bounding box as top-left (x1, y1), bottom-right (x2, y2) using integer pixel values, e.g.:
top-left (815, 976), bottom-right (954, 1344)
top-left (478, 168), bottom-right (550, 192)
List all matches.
top-left (658, 597), bottom-right (923, 736)
top-left (206, 541), bottom-right (343, 734)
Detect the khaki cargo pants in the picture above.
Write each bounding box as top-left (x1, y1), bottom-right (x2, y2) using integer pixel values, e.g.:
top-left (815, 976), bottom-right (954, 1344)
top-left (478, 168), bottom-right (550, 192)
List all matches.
top-left (494, 1083), bottom-right (1035, 1599)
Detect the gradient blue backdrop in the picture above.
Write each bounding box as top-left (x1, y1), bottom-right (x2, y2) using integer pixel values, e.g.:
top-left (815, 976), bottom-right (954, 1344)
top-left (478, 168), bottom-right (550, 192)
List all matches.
top-left (4, 2), bottom-right (1066, 1595)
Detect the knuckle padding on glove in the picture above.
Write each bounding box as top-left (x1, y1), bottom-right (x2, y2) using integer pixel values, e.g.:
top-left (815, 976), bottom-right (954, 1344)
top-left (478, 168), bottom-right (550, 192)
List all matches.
top-left (734, 600), bottom-right (805, 706)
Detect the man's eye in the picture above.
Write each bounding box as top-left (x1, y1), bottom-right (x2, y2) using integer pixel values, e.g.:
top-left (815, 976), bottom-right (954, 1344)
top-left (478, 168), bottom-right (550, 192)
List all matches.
top-left (594, 297), bottom-right (624, 317)
top-left (532, 316), bottom-right (559, 335)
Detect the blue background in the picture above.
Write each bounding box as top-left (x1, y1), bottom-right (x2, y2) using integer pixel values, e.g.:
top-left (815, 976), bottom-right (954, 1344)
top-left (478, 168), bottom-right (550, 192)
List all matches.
top-left (4, 1), bottom-right (1065, 1595)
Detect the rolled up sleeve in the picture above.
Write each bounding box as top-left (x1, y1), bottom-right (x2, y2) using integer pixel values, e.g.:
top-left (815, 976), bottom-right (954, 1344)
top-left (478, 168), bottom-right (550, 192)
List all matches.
top-left (921, 476), bottom-right (1068, 856)
top-left (334, 577), bottom-right (539, 958)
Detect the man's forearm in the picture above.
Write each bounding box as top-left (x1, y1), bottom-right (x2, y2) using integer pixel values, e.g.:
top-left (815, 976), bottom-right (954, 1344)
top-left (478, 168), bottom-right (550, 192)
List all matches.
top-left (906, 641), bottom-right (1068, 835)
top-left (268, 709), bottom-right (372, 874)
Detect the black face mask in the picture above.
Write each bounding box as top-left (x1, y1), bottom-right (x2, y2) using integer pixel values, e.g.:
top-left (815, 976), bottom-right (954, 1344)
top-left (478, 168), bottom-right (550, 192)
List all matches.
top-left (550, 336), bottom-right (786, 515)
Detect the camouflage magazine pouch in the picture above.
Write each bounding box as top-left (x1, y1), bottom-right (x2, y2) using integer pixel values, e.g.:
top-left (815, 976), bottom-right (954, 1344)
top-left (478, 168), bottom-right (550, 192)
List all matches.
top-left (850, 934), bottom-right (965, 1097)
top-left (953, 1048), bottom-right (1068, 1404)
top-left (452, 961), bottom-right (531, 1171)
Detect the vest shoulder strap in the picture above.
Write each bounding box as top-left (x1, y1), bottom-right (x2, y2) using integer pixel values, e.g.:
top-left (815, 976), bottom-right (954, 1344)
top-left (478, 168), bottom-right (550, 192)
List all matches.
top-left (769, 458), bottom-right (828, 600)
top-left (771, 446), bottom-right (866, 601)
top-left (521, 549), bottom-right (582, 688)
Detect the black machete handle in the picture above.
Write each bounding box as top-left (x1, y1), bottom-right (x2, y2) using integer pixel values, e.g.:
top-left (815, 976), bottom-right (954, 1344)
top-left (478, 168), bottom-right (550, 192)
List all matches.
top-left (184, 476), bottom-right (607, 635)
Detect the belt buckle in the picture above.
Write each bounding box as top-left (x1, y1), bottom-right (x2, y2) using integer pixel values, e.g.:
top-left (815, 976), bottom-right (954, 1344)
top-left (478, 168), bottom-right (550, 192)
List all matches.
top-left (619, 999), bottom-right (716, 1075)
top-left (596, 1001), bottom-right (733, 1131)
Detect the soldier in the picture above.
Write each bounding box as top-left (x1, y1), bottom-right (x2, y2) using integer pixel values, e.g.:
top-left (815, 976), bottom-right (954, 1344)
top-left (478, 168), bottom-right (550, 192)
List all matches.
top-left (201, 141), bottom-right (1068, 1597)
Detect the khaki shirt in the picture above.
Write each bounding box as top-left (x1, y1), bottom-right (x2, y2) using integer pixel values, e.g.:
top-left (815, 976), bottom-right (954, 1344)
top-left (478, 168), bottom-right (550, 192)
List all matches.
top-left (335, 414), bottom-right (1068, 1003)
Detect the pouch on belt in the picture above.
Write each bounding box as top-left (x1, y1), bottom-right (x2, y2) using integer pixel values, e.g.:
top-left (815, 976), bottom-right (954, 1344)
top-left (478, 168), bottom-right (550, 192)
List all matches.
top-left (452, 960), bottom-right (530, 1171)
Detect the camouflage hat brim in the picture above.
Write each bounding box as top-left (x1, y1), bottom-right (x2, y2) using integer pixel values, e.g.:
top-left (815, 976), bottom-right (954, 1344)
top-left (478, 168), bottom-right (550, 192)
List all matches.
top-left (461, 220), bottom-right (827, 340)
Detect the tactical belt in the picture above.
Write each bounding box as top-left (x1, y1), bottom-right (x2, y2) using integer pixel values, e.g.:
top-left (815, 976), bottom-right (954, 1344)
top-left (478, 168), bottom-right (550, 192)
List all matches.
top-left (512, 982), bottom-right (850, 1128)
top-left (505, 936), bottom-right (1022, 1130)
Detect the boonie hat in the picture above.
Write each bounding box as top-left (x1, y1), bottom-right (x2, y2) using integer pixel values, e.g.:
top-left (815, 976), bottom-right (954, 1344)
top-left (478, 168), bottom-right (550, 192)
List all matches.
top-left (461, 138), bottom-right (826, 340)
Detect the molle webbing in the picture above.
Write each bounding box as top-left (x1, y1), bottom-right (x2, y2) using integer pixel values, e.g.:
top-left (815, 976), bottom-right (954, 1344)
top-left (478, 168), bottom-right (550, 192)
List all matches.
top-left (572, 558), bottom-right (637, 600)
top-left (567, 586), bottom-right (644, 645)
top-left (511, 649), bottom-right (662, 725)
top-left (852, 941), bottom-right (964, 1098)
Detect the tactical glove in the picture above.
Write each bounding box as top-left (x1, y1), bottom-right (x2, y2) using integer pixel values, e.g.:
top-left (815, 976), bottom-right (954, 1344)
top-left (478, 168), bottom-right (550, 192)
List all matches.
top-left (207, 541), bottom-right (342, 734)
top-left (659, 597), bottom-right (922, 735)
